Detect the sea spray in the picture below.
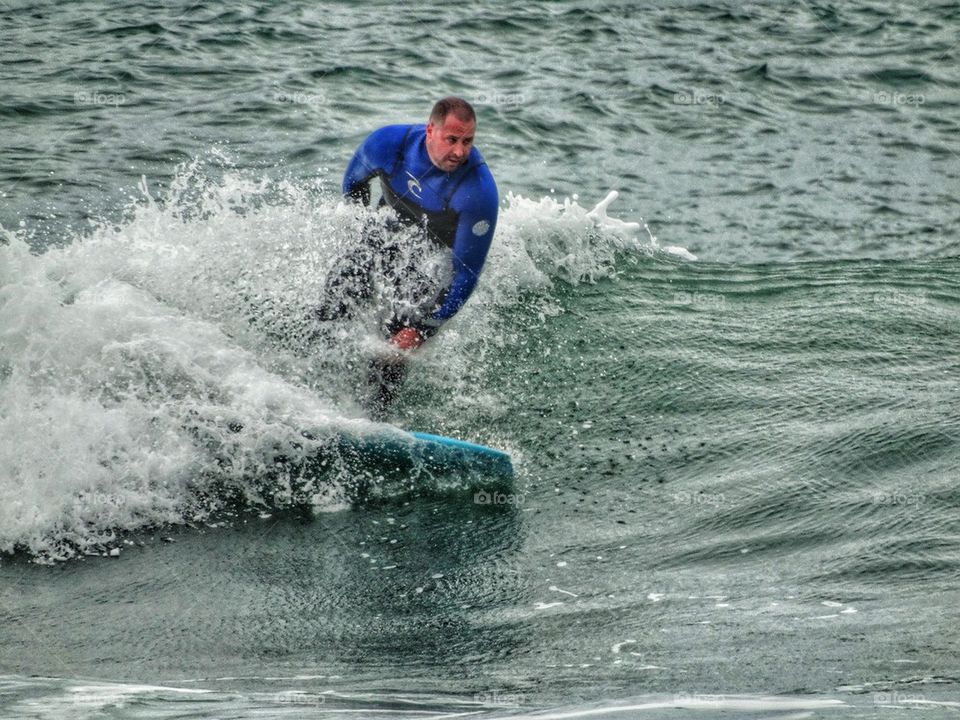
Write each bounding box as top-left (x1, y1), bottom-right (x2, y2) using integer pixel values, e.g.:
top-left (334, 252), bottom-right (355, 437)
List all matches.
top-left (0, 157), bottom-right (655, 560)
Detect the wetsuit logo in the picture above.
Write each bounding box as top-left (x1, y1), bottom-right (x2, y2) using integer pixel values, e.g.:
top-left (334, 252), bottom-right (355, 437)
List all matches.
top-left (472, 220), bottom-right (490, 236)
top-left (405, 171), bottom-right (422, 199)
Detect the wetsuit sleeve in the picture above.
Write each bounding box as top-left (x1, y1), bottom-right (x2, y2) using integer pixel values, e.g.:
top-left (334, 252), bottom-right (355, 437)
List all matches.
top-left (422, 165), bottom-right (499, 333)
top-left (342, 125), bottom-right (410, 205)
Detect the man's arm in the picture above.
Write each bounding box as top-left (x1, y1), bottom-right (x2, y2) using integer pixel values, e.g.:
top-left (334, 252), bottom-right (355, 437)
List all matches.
top-left (342, 124), bottom-right (410, 204)
top-left (420, 165), bottom-right (499, 336)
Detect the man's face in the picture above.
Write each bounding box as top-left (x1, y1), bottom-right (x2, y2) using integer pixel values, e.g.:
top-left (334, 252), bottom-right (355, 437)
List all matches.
top-left (425, 114), bottom-right (476, 172)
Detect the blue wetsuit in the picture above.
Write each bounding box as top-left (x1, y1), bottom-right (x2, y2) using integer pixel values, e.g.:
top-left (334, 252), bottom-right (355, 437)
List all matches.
top-left (339, 123), bottom-right (499, 338)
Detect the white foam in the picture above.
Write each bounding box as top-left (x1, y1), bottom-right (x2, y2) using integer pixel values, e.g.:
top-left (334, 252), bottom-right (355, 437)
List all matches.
top-left (535, 601), bottom-right (565, 610)
top-left (519, 695), bottom-right (847, 719)
top-left (664, 245), bottom-right (698, 261)
top-left (2, 161), bottom-right (663, 561)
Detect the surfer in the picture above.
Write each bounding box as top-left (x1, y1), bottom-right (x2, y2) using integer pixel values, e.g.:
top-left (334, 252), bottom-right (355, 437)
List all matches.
top-left (317, 97), bottom-right (499, 416)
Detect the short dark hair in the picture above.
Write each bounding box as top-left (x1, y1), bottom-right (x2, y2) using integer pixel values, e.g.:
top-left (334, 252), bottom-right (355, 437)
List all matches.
top-left (429, 97), bottom-right (476, 126)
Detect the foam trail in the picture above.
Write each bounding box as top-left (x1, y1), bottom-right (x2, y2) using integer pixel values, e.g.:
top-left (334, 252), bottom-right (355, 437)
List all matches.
top-left (0, 159), bottom-right (658, 561)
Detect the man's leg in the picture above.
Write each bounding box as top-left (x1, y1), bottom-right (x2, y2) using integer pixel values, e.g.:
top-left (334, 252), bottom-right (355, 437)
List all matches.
top-left (314, 242), bottom-right (377, 322)
top-left (365, 352), bottom-right (409, 420)
top-left (318, 224), bottom-right (441, 418)
top-left (362, 271), bottom-right (443, 419)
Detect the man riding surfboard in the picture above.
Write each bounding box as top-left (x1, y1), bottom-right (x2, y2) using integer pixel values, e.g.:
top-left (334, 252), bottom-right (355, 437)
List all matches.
top-left (317, 97), bottom-right (499, 416)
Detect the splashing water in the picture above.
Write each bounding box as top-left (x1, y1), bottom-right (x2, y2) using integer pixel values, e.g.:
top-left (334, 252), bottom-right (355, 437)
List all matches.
top-left (0, 156), bottom-right (665, 561)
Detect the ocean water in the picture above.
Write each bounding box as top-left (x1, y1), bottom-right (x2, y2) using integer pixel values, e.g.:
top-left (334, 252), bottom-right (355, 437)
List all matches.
top-left (2, 1), bottom-right (959, 718)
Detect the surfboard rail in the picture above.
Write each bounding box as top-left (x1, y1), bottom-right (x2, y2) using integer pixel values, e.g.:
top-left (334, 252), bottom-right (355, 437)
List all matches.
top-left (334, 428), bottom-right (514, 479)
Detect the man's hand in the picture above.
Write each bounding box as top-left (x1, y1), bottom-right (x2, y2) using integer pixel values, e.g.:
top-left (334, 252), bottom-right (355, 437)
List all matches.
top-left (389, 327), bottom-right (424, 351)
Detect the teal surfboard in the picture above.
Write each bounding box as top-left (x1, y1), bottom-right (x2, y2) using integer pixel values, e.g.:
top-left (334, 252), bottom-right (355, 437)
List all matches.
top-left (334, 428), bottom-right (514, 479)
top-left (408, 431), bottom-right (514, 477)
